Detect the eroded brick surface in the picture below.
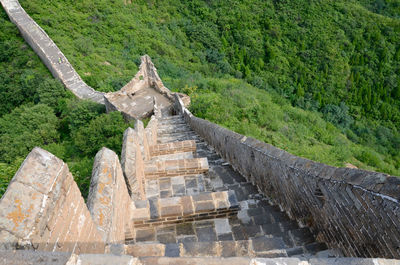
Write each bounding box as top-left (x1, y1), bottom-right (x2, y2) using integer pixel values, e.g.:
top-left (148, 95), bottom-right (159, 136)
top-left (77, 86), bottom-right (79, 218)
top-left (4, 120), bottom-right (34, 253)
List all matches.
top-left (0, 148), bottom-right (105, 253)
top-left (87, 148), bottom-right (132, 244)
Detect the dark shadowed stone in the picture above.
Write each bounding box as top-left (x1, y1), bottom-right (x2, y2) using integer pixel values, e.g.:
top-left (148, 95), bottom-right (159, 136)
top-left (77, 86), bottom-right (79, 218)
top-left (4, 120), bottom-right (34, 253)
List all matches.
top-left (243, 225), bottom-right (262, 238)
top-left (136, 228), bottom-right (156, 242)
top-left (165, 243), bottom-right (180, 257)
top-left (220, 241), bottom-right (237, 257)
top-left (213, 166), bottom-right (235, 185)
top-left (149, 198), bottom-right (159, 219)
top-left (218, 233), bottom-right (233, 241)
top-left (160, 190), bottom-right (172, 198)
top-left (182, 241), bottom-right (218, 256)
top-left (359, 172), bottom-right (386, 192)
top-left (177, 236), bottom-right (197, 243)
top-left (232, 226), bottom-right (247, 240)
top-left (331, 168), bottom-right (349, 181)
top-left (196, 226), bottom-right (217, 242)
top-left (379, 177), bottom-right (400, 200)
top-left (157, 233), bottom-right (176, 244)
top-left (228, 190), bottom-right (239, 207)
top-left (251, 236), bottom-right (286, 252)
top-left (185, 178), bottom-right (197, 188)
top-left (289, 228), bottom-right (314, 245)
top-left (176, 223), bottom-right (195, 236)
top-left (304, 242), bottom-right (328, 253)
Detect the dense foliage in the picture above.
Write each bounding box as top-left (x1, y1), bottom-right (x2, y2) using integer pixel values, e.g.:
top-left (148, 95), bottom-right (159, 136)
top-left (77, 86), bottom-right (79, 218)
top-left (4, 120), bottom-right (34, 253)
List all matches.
top-left (0, 8), bottom-right (134, 197)
top-left (1, 0), bottom-right (399, 196)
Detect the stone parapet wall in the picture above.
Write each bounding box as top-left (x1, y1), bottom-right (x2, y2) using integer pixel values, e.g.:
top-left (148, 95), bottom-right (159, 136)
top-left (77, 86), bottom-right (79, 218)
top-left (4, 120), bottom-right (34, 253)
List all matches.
top-left (173, 95), bottom-right (400, 259)
top-left (0, 148), bottom-right (105, 253)
top-left (87, 148), bottom-right (133, 244)
top-left (121, 128), bottom-right (146, 201)
top-left (0, 0), bottom-right (105, 104)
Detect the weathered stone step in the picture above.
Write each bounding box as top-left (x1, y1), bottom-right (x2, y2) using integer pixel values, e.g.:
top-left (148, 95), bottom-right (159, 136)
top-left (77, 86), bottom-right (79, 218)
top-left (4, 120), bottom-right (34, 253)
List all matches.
top-left (158, 117), bottom-right (185, 124)
top-left (157, 132), bottom-right (201, 144)
top-left (158, 120), bottom-right (187, 127)
top-left (144, 158), bottom-right (209, 179)
top-left (126, 191), bottom-right (239, 241)
top-left (157, 124), bottom-right (192, 134)
top-left (139, 257), bottom-right (251, 265)
top-left (160, 115), bottom-right (183, 121)
top-left (149, 140), bottom-right (196, 157)
top-left (126, 236), bottom-right (288, 258)
top-left (139, 256), bottom-right (387, 265)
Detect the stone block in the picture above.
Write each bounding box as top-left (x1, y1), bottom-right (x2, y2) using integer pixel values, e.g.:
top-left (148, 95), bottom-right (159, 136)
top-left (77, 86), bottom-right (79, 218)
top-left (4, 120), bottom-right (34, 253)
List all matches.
top-left (0, 182), bottom-right (44, 239)
top-left (214, 219), bottom-right (232, 235)
top-left (77, 254), bottom-right (139, 265)
top-left (126, 243), bottom-right (165, 256)
top-left (181, 196), bottom-right (194, 216)
top-left (135, 228), bottom-right (156, 242)
top-left (160, 206), bottom-right (182, 217)
top-left (0, 250), bottom-right (72, 265)
top-left (194, 201), bottom-right (215, 213)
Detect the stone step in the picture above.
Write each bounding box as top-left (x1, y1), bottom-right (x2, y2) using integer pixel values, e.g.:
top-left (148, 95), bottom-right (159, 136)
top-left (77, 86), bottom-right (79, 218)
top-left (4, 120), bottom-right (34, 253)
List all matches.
top-left (144, 158), bottom-right (209, 179)
top-left (149, 140), bottom-right (196, 157)
top-left (157, 135), bottom-right (201, 145)
top-left (139, 257), bottom-right (252, 265)
top-left (158, 120), bottom-right (187, 128)
top-left (157, 124), bottom-right (192, 134)
top-left (160, 115), bottom-right (183, 121)
top-left (145, 174), bottom-right (210, 199)
top-left (158, 117), bottom-right (185, 124)
top-left (126, 236), bottom-right (288, 258)
top-left (149, 152), bottom-right (194, 162)
top-left (126, 191), bottom-right (240, 241)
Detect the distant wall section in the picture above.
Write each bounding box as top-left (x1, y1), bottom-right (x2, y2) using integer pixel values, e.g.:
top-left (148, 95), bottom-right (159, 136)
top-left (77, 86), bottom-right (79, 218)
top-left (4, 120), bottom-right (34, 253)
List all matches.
top-left (0, 0), bottom-right (105, 104)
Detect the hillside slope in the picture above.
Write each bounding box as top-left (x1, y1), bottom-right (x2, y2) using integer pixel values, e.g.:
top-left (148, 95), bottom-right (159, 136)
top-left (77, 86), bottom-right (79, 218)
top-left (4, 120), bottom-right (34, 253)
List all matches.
top-left (0, 0), bottom-right (399, 196)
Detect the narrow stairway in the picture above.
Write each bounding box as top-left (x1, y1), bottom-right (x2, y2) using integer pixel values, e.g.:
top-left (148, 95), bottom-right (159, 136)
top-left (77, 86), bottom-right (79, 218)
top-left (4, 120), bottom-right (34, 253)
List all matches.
top-left (125, 114), bottom-right (340, 262)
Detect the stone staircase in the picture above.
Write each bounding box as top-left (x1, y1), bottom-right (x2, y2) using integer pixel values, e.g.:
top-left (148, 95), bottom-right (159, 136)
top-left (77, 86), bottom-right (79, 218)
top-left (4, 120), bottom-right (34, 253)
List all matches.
top-left (123, 114), bottom-right (339, 262)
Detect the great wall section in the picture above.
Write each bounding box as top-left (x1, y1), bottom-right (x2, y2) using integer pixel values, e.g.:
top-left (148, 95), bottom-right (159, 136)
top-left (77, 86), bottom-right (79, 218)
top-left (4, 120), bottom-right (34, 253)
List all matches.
top-left (1, 0), bottom-right (400, 264)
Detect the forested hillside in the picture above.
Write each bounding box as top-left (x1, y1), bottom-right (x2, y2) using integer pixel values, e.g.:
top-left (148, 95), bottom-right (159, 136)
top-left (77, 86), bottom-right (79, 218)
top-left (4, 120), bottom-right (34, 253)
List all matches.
top-left (0, 0), bottom-right (399, 196)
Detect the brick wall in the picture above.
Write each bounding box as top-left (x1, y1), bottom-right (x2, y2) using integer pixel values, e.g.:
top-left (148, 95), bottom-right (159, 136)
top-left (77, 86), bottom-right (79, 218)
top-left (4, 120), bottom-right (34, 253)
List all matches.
top-left (87, 148), bottom-right (133, 244)
top-left (0, 147), bottom-right (105, 253)
top-left (174, 95), bottom-right (400, 259)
